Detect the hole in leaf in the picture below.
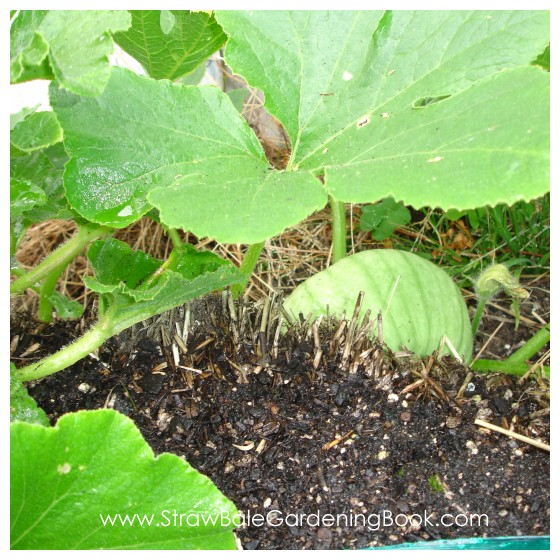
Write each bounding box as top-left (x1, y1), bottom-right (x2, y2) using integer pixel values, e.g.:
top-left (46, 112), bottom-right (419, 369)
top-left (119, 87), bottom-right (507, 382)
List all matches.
top-left (412, 95), bottom-right (451, 109)
top-left (223, 68), bottom-right (291, 170)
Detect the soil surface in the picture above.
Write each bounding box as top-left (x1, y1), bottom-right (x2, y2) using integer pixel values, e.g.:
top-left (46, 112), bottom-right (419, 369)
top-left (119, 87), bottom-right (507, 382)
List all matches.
top-left (12, 291), bottom-right (550, 550)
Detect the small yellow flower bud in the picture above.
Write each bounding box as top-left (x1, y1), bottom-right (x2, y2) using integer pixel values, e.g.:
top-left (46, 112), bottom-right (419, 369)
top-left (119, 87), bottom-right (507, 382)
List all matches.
top-left (475, 264), bottom-right (529, 301)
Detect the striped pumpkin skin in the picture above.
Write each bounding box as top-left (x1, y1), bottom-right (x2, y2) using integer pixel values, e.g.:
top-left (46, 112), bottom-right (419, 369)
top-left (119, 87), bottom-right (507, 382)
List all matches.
top-left (284, 249), bottom-right (473, 361)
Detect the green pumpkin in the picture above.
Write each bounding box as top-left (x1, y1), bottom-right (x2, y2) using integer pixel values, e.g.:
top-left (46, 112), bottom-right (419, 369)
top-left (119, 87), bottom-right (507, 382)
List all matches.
top-left (284, 249), bottom-right (472, 361)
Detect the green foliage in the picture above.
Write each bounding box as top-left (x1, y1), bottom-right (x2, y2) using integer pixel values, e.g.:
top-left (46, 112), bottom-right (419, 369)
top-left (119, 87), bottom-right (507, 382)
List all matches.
top-left (10, 364), bottom-right (50, 426)
top-left (9, 11), bottom-right (550, 551)
top-left (47, 292), bottom-right (84, 320)
top-left (42, 10), bottom-right (549, 243)
top-left (419, 194), bottom-right (550, 280)
top-left (284, 249), bottom-right (473, 361)
top-left (10, 110), bottom-right (70, 235)
top-left (15, 239), bottom-right (247, 381)
top-left (113, 10), bottom-right (227, 81)
top-left (50, 68), bottom-right (327, 242)
top-left (11, 9), bottom-right (549, 375)
top-left (10, 409), bottom-right (238, 549)
top-left (82, 238), bottom-right (247, 321)
top-left (360, 198), bottom-right (411, 241)
top-left (217, 11), bottom-right (549, 211)
top-left (533, 44), bottom-right (550, 71)
top-left (11, 10), bottom-right (131, 96)
top-left (11, 111), bottom-right (62, 152)
top-left (10, 175), bottom-right (47, 222)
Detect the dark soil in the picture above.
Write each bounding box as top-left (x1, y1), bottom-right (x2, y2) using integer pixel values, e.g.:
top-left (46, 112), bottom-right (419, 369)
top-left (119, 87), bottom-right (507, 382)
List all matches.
top-left (11, 291), bottom-right (550, 550)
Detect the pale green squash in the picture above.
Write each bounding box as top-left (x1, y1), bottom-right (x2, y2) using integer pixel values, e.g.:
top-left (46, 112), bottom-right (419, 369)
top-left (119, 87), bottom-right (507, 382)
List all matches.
top-left (284, 249), bottom-right (472, 361)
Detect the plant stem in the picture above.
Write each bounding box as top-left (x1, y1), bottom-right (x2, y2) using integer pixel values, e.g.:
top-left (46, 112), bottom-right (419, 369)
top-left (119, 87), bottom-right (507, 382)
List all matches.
top-left (470, 359), bottom-right (549, 377)
top-left (10, 223), bottom-right (111, 295)
top-left (167, 228), bottom-right (183, 249)
top-left (10, 223), bottom-right (17, 258)
top-left (11, 266), bottom-right (29, 278)
top-left (231, 241), bottom-right (265, 297)
top-left (471, 324), bottom-right (550, 377)
top-left (329, 197), bottom-right (346, 264)
top-left (471, 296), bottom-right (488, 336)
top-left (37, 264), bottom-right (66, 323)
top-left (16, 313), bottom-right (115, 382)
top-left (504, 324), bottom-right (550, 364)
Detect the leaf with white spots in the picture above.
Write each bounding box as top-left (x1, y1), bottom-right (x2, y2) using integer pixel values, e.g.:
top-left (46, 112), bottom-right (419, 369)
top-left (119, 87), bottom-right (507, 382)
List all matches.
top-left (10, 409), bottom-right (238, 549)
top-left (217, 10), bottom-right (549, 210)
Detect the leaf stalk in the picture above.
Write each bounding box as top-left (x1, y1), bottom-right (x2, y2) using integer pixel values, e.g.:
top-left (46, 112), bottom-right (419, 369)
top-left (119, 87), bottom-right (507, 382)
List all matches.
top-left (231, 241), bottom-right (265, 297)
top-left (329, 197), bottom-right (346, 264)
top-left (10, 223), bottom-right (112, 295)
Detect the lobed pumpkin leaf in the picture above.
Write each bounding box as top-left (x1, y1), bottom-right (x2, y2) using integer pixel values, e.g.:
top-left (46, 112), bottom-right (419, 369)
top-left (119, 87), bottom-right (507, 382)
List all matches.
top-left (217, 10), bottom-right (550, 210)
top-left (51, 68), bottom-right (327, 243)
top-left (86, 238), bottom-right (162, 298)
top-left (10, 409), bottom-right (238, 549)
top-left (324, 68), bottom-right (549, 209)
top-left (84, 238), bottom-right (247, 331)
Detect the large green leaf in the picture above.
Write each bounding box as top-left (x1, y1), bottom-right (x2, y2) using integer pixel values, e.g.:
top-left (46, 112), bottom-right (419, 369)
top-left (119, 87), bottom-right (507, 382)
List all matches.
top-left (148, 159), bottom-right (326, 242)
top-left (10, 409), bottom-right (238, 549)
top-left (51, 68), bottom-right (326, 243)
top-left (113, 10), bottom-right (227, 81)
top-left (217, 10), bottom-right (550, 210)
top-left (325, 68), bottom-right (549, 209)
top-left (11, 10), bottom-right (131, 96)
